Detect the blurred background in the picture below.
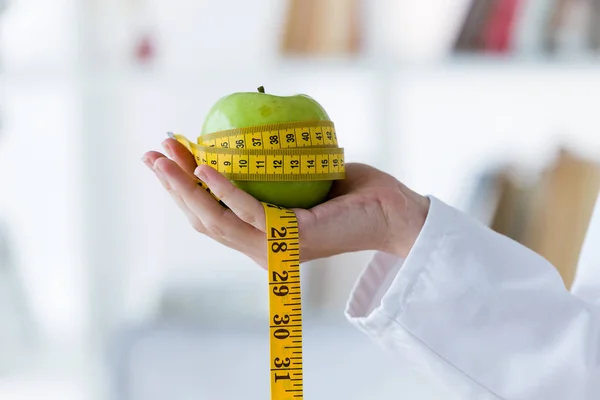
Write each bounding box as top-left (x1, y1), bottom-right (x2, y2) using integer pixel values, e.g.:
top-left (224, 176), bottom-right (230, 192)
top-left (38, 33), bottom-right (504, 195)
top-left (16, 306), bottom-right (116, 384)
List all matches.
top-left (2, 0), bottom-right (600, 398)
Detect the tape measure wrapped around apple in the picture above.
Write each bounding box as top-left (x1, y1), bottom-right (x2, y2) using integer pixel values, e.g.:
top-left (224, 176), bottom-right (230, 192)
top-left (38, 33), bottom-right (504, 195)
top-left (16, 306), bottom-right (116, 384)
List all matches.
top-left (168, 86), bottom-right (345, 209)
top-left (168, 87), bottom-right (345, 399)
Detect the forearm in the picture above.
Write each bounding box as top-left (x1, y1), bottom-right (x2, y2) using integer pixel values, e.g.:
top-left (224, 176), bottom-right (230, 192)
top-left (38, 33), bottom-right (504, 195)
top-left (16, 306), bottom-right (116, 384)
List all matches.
top-left (347, 196), bottom-right (600, 400)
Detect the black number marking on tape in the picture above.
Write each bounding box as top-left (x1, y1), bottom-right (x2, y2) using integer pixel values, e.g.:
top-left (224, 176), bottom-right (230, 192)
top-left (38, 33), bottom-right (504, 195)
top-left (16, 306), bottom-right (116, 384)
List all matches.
top-left (274, 373), bottom-right (290, 382)
top-left (271, 227), bottom-right (288, 238)
top-left (274, 358), bottom-right (291, 368)
top-left (271, 242), bottom-right (288, 252)
top-left (273, 314), bottom-right (290, 325)
top-left (273, 285), bottom-right (289, 297)
top-left (272, 271), bottom-right (288, 282)
top-left (273, 328), bottom-right (290, 339)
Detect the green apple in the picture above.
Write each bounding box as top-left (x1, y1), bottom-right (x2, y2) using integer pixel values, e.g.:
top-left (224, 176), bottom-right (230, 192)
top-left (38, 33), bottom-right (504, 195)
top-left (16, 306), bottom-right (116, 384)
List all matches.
top-left (200, 87), bottom-right (334, 209)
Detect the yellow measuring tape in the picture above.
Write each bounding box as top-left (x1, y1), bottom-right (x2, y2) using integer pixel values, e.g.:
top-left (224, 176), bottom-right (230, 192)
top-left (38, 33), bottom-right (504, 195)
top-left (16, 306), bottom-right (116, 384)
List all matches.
top-left (169, 120), bottom-right (345, 399)
top-left (168, 120), bottom-right (344, 182)
top-left (263, 202), bottom-right (304, 399)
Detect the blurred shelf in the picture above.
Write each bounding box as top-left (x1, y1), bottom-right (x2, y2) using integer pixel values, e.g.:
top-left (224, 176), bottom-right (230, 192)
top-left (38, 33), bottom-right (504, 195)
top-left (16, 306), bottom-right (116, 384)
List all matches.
top-left (440, 53), bottom-right (600, 69)
top-left (276, 53), bottom-right (600, 69)
top-left (6, 53), bottom-right (600, 86)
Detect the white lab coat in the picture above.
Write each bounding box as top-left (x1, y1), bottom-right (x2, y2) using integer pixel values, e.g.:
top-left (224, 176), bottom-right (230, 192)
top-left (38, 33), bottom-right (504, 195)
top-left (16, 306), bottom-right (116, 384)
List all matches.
top-left (345, 195), bottom-right (600, 400)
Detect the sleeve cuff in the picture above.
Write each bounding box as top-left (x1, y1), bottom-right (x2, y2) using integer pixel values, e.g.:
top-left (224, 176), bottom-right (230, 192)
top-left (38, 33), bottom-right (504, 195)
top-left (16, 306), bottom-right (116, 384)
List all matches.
top-left (344, 196), bottom-right (455, 331)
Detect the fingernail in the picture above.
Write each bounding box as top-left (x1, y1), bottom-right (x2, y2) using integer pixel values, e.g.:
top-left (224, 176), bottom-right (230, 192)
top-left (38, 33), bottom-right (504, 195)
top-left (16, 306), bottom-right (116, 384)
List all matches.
top-left (153, 161), bottom-right (165, 178)
top-left (194, 166), bottom-right (208, 183)
top-left (162, 141), bottom-right (173, 157)
top-left (153, 162), bottom-right (171, 189)
top-left (141, 156), bottom-right (153, 169)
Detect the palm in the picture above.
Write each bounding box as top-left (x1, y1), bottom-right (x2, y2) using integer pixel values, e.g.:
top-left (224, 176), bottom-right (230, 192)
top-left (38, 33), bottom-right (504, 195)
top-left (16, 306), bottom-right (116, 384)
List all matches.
top-left (293, 163), bottom-right (406, 261)
top-left (147, 138), bottom-right (411, 266)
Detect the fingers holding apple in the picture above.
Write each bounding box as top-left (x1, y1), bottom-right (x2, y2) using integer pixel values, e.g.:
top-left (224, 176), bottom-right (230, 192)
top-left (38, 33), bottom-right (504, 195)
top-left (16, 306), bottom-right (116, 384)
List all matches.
top-left (145, 87), bottom-right (396, 267)
top-left (161, 138), bottom-right (197, 177)
top-left (194, 164), bottom-right (267, 233)
top-left (142, 151), bottom-right (203, 229)
top-left (155, 157), bottom-right (265, 250)
top-left (143, 151), bottom-right (269, 267)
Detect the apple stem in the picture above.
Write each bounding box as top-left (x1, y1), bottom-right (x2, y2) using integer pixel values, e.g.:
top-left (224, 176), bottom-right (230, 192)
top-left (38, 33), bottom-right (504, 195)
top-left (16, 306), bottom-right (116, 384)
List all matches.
top-left (257, 86), bottom-right (265, 93)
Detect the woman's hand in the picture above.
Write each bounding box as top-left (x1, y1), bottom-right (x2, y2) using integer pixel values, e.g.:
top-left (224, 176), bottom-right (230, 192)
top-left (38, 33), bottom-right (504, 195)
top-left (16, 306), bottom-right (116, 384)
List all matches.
top-left (142, 138), bottom-right (430, 269)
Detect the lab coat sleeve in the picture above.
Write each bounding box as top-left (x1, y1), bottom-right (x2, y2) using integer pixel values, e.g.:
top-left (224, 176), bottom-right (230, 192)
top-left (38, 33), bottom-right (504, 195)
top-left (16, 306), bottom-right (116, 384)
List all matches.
top-left (345, 196), bottom-right (600, 400)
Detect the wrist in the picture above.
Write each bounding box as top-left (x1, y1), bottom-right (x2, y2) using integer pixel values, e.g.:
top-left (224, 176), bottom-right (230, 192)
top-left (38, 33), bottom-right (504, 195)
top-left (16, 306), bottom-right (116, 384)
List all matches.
top-left (384, 190), bottom-right (430, 258)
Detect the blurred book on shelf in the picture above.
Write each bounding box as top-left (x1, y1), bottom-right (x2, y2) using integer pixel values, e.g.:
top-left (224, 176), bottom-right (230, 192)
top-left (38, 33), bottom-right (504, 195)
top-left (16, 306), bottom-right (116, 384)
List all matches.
top-left (522, 149), bottom-right (600, 288)
top-left (453, 0), bottom-right (600, 56)
top-left (279, 0), bottom-right (362, 56)
top-left (487, 168), bottom-right (532, 244)
top-left (454, 0), bottom-right (520, 53)
top-left (466, 148), bottom-right (600, 289)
